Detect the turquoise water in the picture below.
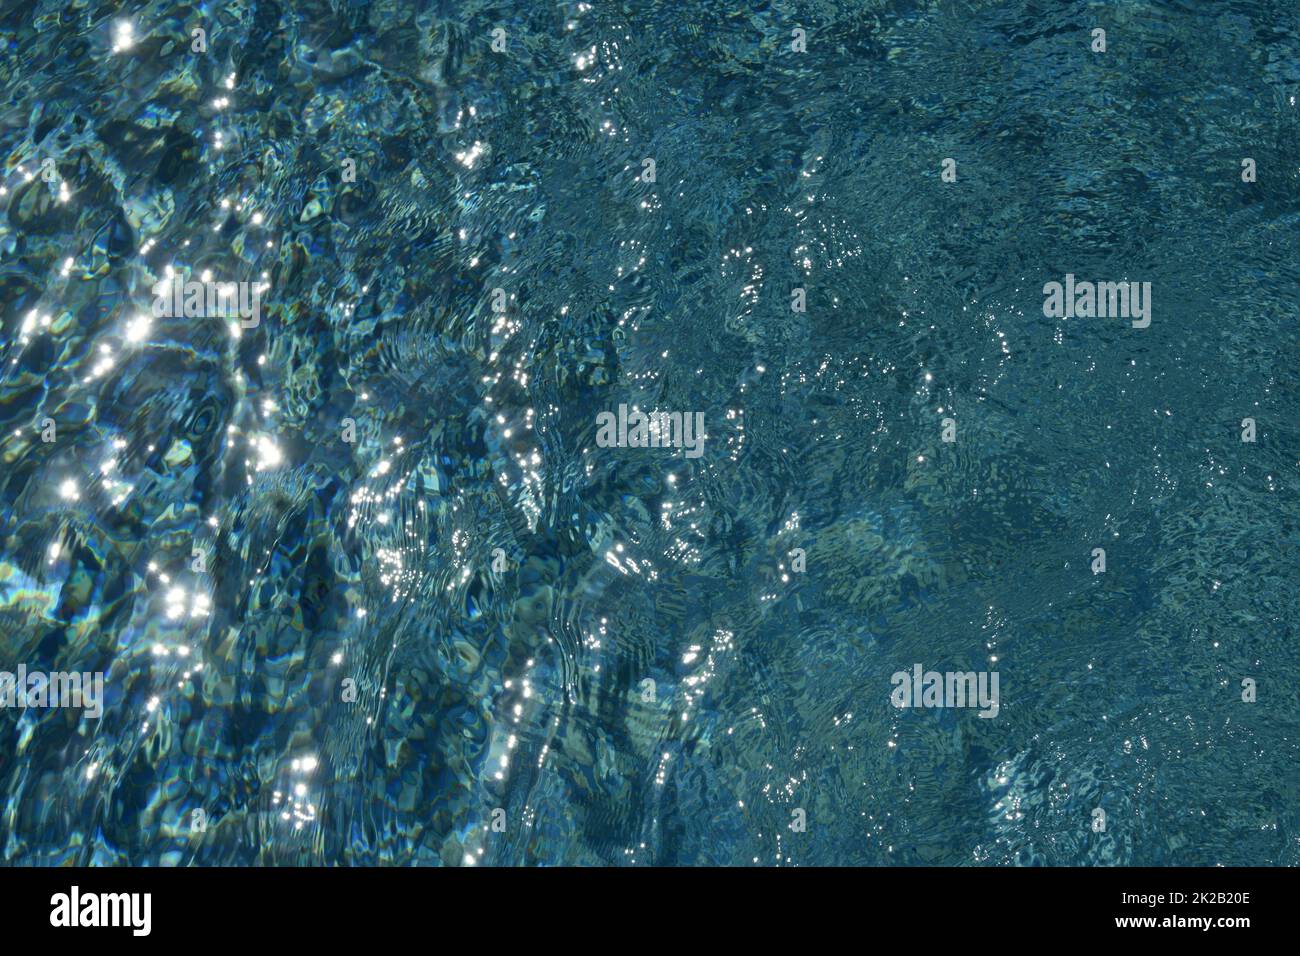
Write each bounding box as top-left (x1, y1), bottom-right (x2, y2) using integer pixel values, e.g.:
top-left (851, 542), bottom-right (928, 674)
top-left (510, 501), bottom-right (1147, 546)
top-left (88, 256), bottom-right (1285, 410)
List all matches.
top-left (0, 1), bottom-right (1297, 866)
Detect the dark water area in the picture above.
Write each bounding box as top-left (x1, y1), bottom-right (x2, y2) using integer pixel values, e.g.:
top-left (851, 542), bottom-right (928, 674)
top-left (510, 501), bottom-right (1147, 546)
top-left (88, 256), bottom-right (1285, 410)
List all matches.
top-left (0, 1), bottom-right (1297, 866)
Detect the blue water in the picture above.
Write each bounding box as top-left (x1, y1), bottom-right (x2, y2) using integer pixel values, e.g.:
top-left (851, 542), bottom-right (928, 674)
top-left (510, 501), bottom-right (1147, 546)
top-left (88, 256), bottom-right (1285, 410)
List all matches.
top-left (0, 1), bottom-right (1298, 866)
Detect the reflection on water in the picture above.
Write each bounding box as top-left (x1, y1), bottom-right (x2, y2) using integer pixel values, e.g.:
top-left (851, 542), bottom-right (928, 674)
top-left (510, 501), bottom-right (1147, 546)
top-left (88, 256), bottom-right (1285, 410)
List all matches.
top-left (0, 1), bottom-right (1297, 865)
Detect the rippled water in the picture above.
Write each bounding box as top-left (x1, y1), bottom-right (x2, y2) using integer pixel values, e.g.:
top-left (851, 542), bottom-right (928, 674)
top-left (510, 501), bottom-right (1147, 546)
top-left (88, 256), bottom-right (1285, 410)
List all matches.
top-left (1, 1), bottom-right (1298, 866)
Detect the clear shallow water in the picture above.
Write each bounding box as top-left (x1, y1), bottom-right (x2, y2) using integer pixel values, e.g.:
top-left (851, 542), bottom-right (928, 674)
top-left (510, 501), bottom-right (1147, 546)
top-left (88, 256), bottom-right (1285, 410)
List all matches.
top-left (0, 1), bottom-right (1297, 866)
